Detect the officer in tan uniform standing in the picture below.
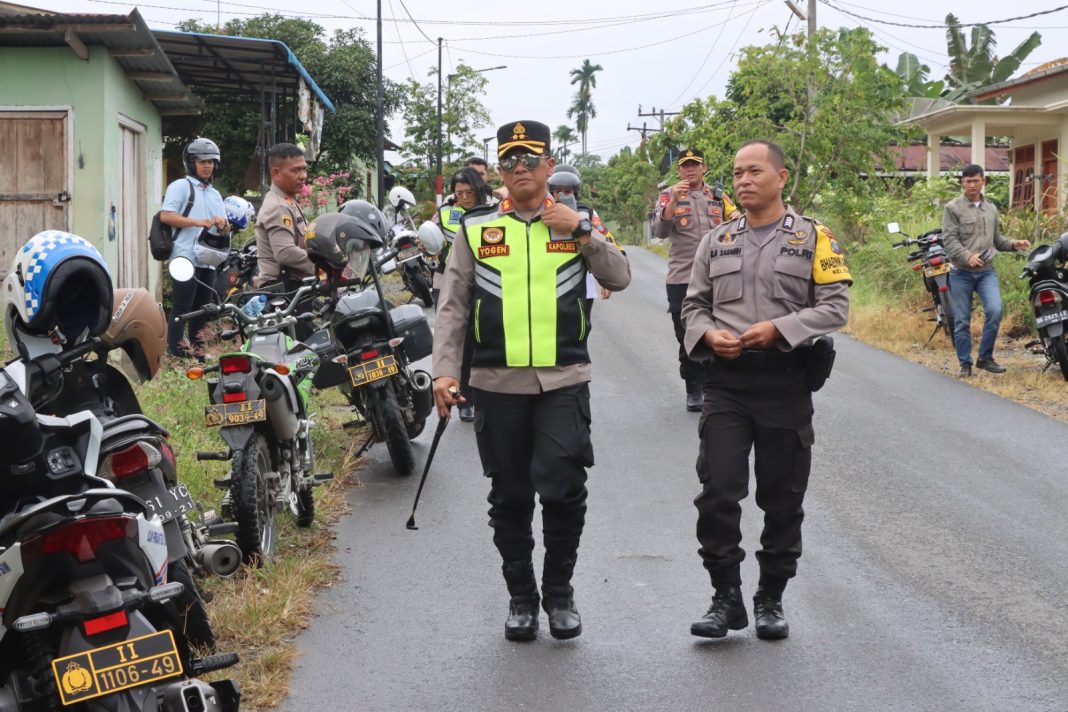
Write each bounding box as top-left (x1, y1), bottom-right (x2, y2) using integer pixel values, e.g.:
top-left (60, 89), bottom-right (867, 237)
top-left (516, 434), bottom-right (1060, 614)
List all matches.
top-left (433, 120), bottom-right (630, 643)
top-left (255, 143), bottom-right (314, 289)
top-left (653, 148), bottom-right (738, 411)
top-left (682, 140), bottom-right (850, 641)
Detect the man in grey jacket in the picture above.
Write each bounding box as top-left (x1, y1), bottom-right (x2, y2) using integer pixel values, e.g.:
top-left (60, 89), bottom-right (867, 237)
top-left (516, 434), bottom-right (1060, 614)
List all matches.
top-left (941, 164), bottom-right (1029, 377)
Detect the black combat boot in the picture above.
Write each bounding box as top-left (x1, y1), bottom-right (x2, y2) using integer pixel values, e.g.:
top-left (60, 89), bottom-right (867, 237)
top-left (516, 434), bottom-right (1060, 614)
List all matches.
top-left (753, 591), bottom-right (790, 640)
top-left (502, 560), bottom-right (539, 642)
top-left (542, 555), bottom-right (581, 639)
top-left (685, 381), bottom-right (704, 412)
top-left (690, 586), bottom-right (748, 638)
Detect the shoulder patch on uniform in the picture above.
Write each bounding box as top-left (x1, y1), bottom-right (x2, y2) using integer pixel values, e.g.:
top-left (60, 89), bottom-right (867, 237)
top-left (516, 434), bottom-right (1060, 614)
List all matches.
top-left (812, 224), bottom-right (852, 284)
top-left (282, 215), bottom-right (293, 229)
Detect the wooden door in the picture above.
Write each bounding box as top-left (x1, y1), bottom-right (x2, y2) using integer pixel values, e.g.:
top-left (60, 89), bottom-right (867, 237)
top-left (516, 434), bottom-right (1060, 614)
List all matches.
top-left (1042, 140), bottom-right (1059, 215)
top-left (0, 111), bottom-right (69, 276)
top-left (1013, 145), bottom-right (1036, 209)
top-left (118, 122), bottom-right (147, 289)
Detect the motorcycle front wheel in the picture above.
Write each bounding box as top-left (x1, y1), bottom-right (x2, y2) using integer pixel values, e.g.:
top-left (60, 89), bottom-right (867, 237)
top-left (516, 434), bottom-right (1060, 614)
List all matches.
top-left (1051, 335), bottom-right (1068, 381)
top-left (368, 384), bottom-right (416, 475)
top-left (232, 433), bottom-right (277, 564)
top-left (404, 265), bottom-right (435, 308)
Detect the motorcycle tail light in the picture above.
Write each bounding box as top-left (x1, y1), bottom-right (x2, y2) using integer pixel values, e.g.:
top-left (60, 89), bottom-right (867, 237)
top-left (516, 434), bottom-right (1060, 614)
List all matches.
top-left (939, 285), bottom-right (949, 292)
top-left (912, 263), bottom-right (923, 271)
top-left (83, 609), bottom-right (128, 637)
top-left (1039, 290), bottom-right (1058, 306)
top-left (928, 256), bottom-right (944, 266)
top-left (221, 356), bottom-right (253, 374)
top-left (101, 442), bottom-right (162, 480)
top-left (160, 441), bottom-right (176, 470)
top-left (223, 392), bottom-right (247, 403)
top-left (360, 349), bottom-right (380, 361)
top-left (22, 516), bottom-right (137, 565)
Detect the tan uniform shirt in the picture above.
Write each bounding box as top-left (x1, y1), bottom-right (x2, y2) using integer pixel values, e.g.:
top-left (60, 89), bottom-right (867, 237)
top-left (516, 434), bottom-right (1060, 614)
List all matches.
top-left (433, 194), bottom-right (632, 394)
top-left (940, 194), bottom-right (1014, 272)
top-left (255, 184), bottom-right (314, 285)
top-left (681, 208), bottom-right (851, 359)
top-left (652, 183), bottom-right (738, 284)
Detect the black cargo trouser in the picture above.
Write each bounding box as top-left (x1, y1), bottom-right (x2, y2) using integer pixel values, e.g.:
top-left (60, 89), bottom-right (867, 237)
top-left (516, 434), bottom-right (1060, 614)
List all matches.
top-left (695, 361), bottom-right (814, 589)
top-left (667, 283), bottom-right (705, 392)
top-left (473, 384), bottom-right (593, 592)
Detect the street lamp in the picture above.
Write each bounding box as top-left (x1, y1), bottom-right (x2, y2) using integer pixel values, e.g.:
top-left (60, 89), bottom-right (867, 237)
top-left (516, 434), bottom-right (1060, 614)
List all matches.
top-left (435, 62), bottom-right (508, 205)
top-left (483, 135), bottom-right (496, 161)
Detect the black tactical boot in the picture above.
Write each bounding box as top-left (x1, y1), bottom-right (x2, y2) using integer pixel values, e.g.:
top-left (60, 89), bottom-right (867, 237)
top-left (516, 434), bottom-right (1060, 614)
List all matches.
top-left (542, 555), bottom-right (581, 639)
top-left (753, 591), bottom-right (790, 640)
top-left (685, 381), bottom-right (704, 412)
top-left (690, 586), bottom-right (748, 638)
top-left (502, 560), bottom-right (539, 642)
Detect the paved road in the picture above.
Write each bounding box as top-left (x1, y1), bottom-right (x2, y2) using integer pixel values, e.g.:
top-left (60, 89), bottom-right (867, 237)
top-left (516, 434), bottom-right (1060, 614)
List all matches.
top-left (281, 246), bottom-right (1068, 711)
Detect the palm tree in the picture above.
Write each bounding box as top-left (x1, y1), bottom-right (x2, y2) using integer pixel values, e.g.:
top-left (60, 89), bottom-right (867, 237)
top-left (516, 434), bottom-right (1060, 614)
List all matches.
top-left (554, 125), bottom-right (577, 163)
top-left (943, 14), bottom-right (1041, 103)
top-left (567, 59), bottom-right (603, 156)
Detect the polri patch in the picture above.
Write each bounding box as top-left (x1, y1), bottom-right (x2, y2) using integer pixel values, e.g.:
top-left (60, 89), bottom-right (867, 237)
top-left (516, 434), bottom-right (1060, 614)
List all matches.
top-left (282, 215), bottom-right (293, 229)
top-left (481, 226), bottom-right (504, 245)
top-left (717, 232), bottom-right (736, 245)
top-left (478, 244), bottom-right (510, 259)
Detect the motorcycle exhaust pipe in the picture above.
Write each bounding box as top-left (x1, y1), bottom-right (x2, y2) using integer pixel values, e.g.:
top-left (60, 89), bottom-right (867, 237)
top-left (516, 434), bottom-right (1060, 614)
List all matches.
top-left (410, 369), bottom-right (434, 422)
top-left (261, 373), bottom-right (285, 402)
top-left (198, 541), bottom-right (242, 577)
top-left (261, 374), bottom-right (300, 440)
top-left (410, 369), bottom-right (432, 391)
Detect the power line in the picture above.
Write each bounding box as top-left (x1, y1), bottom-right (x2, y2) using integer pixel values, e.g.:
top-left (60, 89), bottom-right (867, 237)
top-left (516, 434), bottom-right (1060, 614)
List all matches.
top-left (386, 0), bottom-right (418, 82)
top-left (687, 0), bottom-right (764, 102)
top-left (663, 0), bottom-right (740, 109)
top-left (819, 0), bottom-right (1068, 29)
top-left (833, 0), bottom-right (1068, 30)
top-left (385, 46), bottom-right (436, 70)
top-left (396, 0), bottom-right (437, 45)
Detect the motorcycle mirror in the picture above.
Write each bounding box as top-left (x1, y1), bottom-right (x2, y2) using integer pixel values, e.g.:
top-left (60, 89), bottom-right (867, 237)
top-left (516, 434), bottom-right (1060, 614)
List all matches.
top-left (168, 257), bottom-right (196, 283)
top-left (269, 298), bottom-right (287, 310)
top-left (886, 222), bottom-right (901, 235)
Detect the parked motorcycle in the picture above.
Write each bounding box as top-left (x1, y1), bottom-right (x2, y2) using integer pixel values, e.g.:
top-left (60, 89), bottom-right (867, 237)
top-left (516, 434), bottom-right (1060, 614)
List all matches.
top-left (0, 342), bottom-right (240, 712)
top-left (172, 258), bottom-right (331, 564)
top-left (388, 225), bottom-right (435, 308)
top-left (308, 212), bottom-right (434, 477)
top-left (1020, 233), bottom-right (1068, 379)
top-left (888, 222), bottom-right (955, 343)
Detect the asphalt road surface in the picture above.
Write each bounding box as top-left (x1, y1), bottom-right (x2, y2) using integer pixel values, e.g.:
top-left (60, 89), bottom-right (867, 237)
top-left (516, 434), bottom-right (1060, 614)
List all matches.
top-left (281, 247), bottom-right (1068, 711)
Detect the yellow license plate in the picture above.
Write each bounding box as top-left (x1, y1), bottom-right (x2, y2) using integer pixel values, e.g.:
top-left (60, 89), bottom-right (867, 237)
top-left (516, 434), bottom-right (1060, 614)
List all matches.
top-left (204, 399), bottom-right (267, 427)
top-left (52, 630), bottom-right (183, 706)
top-left (924, 264), bottom-right (950, 277)
top-left (348, 354), bottom-right (399, 388)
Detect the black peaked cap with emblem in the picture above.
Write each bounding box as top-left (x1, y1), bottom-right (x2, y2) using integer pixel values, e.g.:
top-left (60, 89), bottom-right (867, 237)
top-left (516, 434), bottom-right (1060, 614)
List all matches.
top-left (677, 148), bottom-right (705, 165)
top-left (497, 120), bottom-right (551, 159)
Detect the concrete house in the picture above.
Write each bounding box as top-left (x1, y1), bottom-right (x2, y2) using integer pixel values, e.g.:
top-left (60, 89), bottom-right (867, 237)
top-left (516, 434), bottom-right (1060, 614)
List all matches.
top-left (0, 7), bottom-right (200, 292)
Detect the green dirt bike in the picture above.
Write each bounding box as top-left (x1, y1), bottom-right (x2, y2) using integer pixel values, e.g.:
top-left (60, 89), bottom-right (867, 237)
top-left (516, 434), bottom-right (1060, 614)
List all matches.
top-left (171, 259), bottom-right (332, 564)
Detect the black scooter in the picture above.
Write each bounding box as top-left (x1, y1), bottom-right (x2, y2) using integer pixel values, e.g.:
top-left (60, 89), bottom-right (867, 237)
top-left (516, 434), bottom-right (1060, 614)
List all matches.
top-left (1020, 233), bottom-right (1068, 379)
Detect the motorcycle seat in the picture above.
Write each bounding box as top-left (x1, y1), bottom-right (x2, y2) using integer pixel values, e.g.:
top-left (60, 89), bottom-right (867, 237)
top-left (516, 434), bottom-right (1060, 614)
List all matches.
top-left (246, 331), bottom-right (289, 365)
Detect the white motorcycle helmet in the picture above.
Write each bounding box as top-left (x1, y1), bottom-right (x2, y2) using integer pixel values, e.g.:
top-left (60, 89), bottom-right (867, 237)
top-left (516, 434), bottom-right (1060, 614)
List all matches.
top-left (224, 195), bottom-right (256, 230)
top-left (387, 186), bottom-right (417, 212)
top-left (193, 229), bottom-right (231, 268)
top-left (416, 221), bottom-right (446, 256)
top-left (3, 231), bottom-right (113, 357)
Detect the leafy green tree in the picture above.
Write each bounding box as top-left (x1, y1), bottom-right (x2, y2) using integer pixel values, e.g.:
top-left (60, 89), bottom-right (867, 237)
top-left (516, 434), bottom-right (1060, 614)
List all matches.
top-left (396, 64), bottom-right (492, 196)
top-left (173, 15), bottom-right (396, 191)
top-left (581, 147), bottom-right (661, 243)
top-left (895, 53), bottom-right (945, 98)
top-left (553, 125), bottom-right (577, 163)
top-left (567, 59), bottom-right (603, 156)
top-left (942, 14), bottom-right (1041, 102)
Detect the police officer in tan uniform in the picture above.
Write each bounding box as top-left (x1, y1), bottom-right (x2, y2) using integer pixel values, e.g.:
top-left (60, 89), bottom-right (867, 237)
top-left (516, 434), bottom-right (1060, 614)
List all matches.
top-left (255, 143), bottom-right (314, 288)
top-left (682, 140), bottom-right (850, 641)
top-left (433, 120), bottom-right (630, 643)
top-left (652, 148), bottom-right (738, 411)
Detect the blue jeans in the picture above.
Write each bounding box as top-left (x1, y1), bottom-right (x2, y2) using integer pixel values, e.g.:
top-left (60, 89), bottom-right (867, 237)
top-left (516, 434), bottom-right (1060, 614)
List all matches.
top-left (949, 267), bottom-right (1002, 366)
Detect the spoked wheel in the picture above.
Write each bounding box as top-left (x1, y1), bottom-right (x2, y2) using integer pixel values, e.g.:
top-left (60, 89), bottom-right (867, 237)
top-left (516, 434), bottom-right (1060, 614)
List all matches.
top-left (368, 385), bottom-right (416, 475)
top-left (938, 291), bottom-right (955, 340)
top-left (232, 433), bottom-right (277, 564)
top-left (1052, 336), bottom-right (1068, 381)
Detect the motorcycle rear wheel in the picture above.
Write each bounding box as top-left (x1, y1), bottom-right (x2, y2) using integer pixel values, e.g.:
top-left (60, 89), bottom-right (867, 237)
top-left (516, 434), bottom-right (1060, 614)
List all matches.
top-left (368, 385), bottom-right (416, 475)
top-left (404, 267), bottom-right (435, 308)
top-left (1052, 336), bottom-right (1068, 381)
top-left (168, 559), bottom-right (217, 651)
top-left (232, 433), bottom-right (277, 564)
top-left (938, 290), bottom-right (955, 341)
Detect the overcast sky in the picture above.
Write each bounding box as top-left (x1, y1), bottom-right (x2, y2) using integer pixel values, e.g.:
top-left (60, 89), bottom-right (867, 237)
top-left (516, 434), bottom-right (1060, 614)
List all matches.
top-left (54, 0), bottom-right (1068, 161)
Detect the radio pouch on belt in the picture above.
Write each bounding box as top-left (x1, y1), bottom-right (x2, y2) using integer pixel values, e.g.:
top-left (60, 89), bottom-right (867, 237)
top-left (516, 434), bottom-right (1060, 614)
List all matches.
top-left (806, 336), bottom-right (836, 392)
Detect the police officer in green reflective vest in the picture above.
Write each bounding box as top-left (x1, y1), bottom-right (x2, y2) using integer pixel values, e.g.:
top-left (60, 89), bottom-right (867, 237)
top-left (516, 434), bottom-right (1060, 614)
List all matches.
top-left (433, 120), bottom-right (631, 642)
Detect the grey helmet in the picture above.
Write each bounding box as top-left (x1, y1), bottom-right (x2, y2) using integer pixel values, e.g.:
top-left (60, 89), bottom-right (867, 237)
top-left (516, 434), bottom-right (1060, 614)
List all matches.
top-left (548, 164), bottom-right (582, 196)
top-left (183, 137), bottom-right (221, 181)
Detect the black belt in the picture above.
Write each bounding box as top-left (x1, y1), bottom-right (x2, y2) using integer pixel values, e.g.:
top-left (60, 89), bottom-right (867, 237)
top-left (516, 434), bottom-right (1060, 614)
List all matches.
top-left (712, 347), bottom-right (810, 373)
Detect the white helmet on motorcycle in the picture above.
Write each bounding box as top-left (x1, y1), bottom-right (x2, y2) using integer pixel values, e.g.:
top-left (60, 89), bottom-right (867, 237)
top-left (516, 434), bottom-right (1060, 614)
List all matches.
top-left (416, 221), bottom-right (446, 256)
top-left (387, 186), bottom-right (417, 212)
top-left (192, 230), bottom-right (231, 268)
top-left (224, 195), bottom-right (256, 230)
top-left (3, 231), bottom-right (113, 356)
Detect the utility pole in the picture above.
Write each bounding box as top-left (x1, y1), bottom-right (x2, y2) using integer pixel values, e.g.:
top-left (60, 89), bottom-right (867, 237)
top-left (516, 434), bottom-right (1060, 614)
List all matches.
top-left (483, 135), bottom-right (495, 161)
top-left (375, 0), bottom-right (384, 209)
top-left (435, 37), bottom-right (443, 207)
top-left (808, 0), bottom-right (816, 39)
top-left (627, 122), bottom-right (661, 145)
top-left (637, 106), bottom-right (679, 130)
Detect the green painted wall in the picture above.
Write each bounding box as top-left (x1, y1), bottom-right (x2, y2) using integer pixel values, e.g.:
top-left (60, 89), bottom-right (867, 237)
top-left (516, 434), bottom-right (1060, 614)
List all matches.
top-left (0, 45), bottom-right (163, 293)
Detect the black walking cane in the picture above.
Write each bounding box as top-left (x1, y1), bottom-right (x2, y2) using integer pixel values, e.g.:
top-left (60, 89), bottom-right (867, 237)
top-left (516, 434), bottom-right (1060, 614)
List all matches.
top-left (405, 408), bottom-right (452, 531)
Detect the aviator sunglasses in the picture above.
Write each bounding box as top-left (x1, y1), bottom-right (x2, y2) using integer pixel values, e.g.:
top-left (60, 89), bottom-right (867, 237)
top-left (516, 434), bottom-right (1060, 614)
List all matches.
top-left (499, 153), bottom-right (545, 173)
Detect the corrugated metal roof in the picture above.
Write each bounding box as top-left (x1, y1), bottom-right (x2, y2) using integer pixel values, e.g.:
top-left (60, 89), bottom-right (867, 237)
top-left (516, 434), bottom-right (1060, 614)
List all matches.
top-left (0, 9), bottom-right (201, 114)
top-left (152, 30), bottom-right (335, 112)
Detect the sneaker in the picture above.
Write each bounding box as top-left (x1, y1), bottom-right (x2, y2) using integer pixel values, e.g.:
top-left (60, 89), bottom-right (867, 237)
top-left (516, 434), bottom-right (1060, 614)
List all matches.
top-left (975, 358), bottom-right (1006, 374)
top-left (958, 363), bottom-right (972, 378)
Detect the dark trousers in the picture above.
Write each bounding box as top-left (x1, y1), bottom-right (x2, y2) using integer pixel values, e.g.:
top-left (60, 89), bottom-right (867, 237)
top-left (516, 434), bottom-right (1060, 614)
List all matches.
top-left (695, 365), bottom-right (814, 590)
top-left (167, 266), bottom-right (216, 357)
top-left (473, 384), bottom-right (593, 594)
top-left (667, 283), bottom-right (705, 392)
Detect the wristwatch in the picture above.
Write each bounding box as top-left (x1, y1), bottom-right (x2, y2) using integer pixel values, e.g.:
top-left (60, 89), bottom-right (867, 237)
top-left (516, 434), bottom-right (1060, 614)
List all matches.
top-left (572, 218), bottom-right (593, 240)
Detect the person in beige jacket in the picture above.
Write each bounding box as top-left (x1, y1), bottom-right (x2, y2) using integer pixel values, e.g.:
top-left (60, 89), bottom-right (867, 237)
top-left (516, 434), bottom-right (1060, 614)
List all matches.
top-left (255, 143), bottom-right (314, 289)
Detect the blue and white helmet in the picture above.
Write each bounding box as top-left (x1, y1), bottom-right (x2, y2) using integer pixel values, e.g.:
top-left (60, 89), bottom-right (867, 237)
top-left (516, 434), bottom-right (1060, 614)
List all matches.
top-left (224, 195), bottom-right (256, 230)
top-left (3, 231), bottom-right (113, 353)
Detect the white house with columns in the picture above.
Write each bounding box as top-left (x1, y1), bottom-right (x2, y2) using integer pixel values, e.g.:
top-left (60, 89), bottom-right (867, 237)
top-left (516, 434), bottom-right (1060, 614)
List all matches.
top-left (901, 61), bottom-right (1068, 215)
